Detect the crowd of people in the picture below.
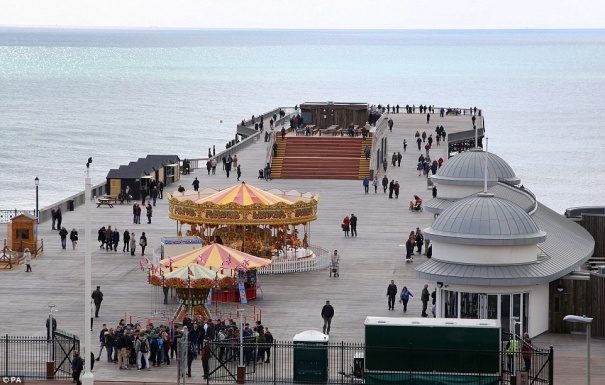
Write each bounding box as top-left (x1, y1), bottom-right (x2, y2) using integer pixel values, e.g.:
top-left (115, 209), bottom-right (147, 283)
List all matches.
top-left (97, 226), bottom-right (147, 256)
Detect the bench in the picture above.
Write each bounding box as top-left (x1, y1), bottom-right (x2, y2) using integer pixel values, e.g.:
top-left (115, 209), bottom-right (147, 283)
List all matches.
top-left (96, 198), bottom-right (114, 208)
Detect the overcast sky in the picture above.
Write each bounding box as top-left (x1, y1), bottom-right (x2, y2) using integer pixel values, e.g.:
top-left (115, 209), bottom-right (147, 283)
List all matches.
top-left (1, 0), bottom-right (604, 29)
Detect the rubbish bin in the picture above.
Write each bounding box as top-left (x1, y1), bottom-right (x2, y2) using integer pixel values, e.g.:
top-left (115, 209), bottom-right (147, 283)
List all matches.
top-left (67, 200), bottom-right (75, 211)
top-left (353, 352), bottom-right (364, 379)
top-left (293, 330), bottom-right (329, 383)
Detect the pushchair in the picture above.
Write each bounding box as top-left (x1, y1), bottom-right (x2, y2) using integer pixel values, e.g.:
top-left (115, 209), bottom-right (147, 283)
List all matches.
top-left (330, 261), bottom-right (339, 277)
top-left (409, 195), bottom-right (423, 212)
top-left (258, 169), bottom-right (264, 179)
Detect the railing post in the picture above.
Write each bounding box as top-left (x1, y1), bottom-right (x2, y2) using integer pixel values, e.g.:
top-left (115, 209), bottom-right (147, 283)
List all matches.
top-left (4, 334), bottom-right (8, 378)
top-left (340, 341), bottom-right (344, 385)
top-left (549, 345), bottom-right (554, 385)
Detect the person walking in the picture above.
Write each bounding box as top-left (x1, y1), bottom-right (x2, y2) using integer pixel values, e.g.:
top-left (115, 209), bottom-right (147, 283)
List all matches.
top-left (400, 286), bottom-right (413, 312)
top-left (232, 154), bottom-right (238, 169)
top-left (201, 339), bottom-right (210, 379)
top-left (394, 181), bottom-right (400, 199)
top-left (71, 350), bottom-right (83, 385)
top-left (92, 286), bottom-right (103, 318)
top-left (386, 280), bottom-right (397, 310)
top-left (350, 214), bottom-right (358, 237)
top-left (388, 118), bottom-right (393, 132)
top-left (364, 145), bottom-right (370, 160)
top-left (192, 177), bottom-right (200, 191)
top-left (51, 208), bottom-right (57, 230)
top-left (403, 139), bottom-right (407, 152)
top-left (140, 232), bottom-right (147, 256)
top-left (55, 207), bottom-right (63, 230)
top-left (421, 284), bottom-right (430, 317)
top-left (405, 236), bottom-right (414, 263)
top-left (135, 203), bottom-right (142, 224)
top-left (362, 177), bottom-right (369, 194)
top-left (372, 176), bottom-right (379, 193)
top-left (321, 301), bottom-right (334, 335)
top-left (391, 152), bottom-right (397, 167)
top-left (130, 232), bottom-right (137, 256)
top-left (415, 228), bottom-right (424, 255)
top-left (381, 175), bottom-right (388, 193)
top-left (236, 165), bottom-right (242, 181)
top-left (59, 227), bottom-right (68, 249)
top-left (97, 324), bottom-right (108, 361)
top-left (521, 333), bottom-right (533, 372)
top-left (70, 228), bottom-right (79, 250)
top-left (151, 187), bottom-right (158, 206)
top-left (211, 158), bottom-right (217, 174)
top-left (23, 247), bottom-right (32, 272)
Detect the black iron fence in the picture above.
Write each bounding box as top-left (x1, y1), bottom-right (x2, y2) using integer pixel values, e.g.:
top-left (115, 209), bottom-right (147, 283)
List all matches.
top-left (206, 338), bottom-right (552, 384)
top-left (0, 330), bottom-right (79, 380)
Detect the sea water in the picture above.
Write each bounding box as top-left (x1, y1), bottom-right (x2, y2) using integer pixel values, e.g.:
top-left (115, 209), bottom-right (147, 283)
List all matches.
top-left (1, 28), bottom-right (604, 213)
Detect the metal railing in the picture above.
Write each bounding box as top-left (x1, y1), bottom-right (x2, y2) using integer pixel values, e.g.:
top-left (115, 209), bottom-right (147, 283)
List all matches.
top-left (205, 339), bottom-right (552, 384)
top-left (0, 330), bottom-right (79, 380)
top-left (0, 209), bottom-right (36, 224)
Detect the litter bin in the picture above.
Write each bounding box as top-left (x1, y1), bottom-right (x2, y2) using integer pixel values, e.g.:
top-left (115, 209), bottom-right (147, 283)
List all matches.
top-left (353, 352), bottom-right (364, 378)
top-left (67, 200), bottom-right (75, 211)
top-left (293, 330), bottom-right (329, 383)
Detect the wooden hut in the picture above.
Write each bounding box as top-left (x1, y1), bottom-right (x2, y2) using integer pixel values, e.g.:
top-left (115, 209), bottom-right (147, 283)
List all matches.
top-left (106, 155), bottom-right (180, 199)
top-left (300, 102), bottom-right (369, 129)
top-left (7, 213), bottom-right (39, 255)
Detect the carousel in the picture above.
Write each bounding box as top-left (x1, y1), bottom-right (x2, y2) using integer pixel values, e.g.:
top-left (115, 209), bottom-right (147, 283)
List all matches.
top-left (167, 182), bottom-right (320, 260)
top-left (160, 243), bottom-right (272, 303)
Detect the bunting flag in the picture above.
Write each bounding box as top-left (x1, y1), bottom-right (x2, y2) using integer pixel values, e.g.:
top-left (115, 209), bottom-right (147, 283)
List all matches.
top-left (145, 257), bottom-right (150, 265)
top-left (197, 256), bottom-right (203, 265)
top-left (169, 258), bottom-right (174, 272)
top-left (187, 266), bottom-right (194, 276)
top-left (139, 261), bottom-right (145, 271)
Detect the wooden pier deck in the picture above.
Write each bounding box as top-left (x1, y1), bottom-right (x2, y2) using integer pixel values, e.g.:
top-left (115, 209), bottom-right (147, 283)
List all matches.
top-left (0, 111), bottom-right (602, 384)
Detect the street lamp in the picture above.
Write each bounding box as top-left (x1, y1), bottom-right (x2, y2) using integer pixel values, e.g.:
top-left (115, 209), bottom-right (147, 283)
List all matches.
top-left (35, 177), bottom-right (39, 223)
top-left (83, 158), bottom-right (93, 385)
top-left (237, 308), bottom-right (245, 384)
top-left (564, 315), bottom-right (593, 385)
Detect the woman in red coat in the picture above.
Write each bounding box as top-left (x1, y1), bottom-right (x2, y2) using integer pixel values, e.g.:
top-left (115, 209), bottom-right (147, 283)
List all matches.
top-left (342, 216), bottom-right (350, 237)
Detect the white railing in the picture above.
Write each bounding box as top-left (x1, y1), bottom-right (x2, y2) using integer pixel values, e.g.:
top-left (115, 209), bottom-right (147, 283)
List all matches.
top-left (258, 244), bottom-right (329, 275)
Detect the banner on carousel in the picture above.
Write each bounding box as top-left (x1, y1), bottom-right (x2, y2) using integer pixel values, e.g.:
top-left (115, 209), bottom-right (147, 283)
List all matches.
top-left (238, 275), bottom-right (248, 304)
top-left (161, 236), bottom-right (203, 245)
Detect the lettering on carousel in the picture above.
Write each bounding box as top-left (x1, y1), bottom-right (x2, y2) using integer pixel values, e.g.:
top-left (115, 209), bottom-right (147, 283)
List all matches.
top-left (205, 210), bottom-right (241, 220)
top-left (173, 206), bottom-right (197, 217)
top-left (251, 210), bottom-right (287, 220)
top-left (294, 207), bottom-right (313, 217)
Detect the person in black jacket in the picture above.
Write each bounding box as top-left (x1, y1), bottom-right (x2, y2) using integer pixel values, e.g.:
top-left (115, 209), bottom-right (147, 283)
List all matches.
top-left (71, 350), bottom-right (83, 385)
top-left (386, 280), bottom-right (398, 310)
top-left (59, 227), bottom-right (68, 249)
top-left (321, 301), bottom-right (334, 335)
top-left (123, 230), bottom-right (130, 253)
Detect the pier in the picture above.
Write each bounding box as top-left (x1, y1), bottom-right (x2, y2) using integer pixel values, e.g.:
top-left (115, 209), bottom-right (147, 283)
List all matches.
top-left (1, 109), bottom-right (603, 384)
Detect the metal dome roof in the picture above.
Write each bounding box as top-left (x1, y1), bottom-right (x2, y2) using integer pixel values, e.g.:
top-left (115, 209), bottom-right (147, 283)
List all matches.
top-left (424, 193), bottom-right (546, 246)
top-left (431, 148), bottom-right (520, 186)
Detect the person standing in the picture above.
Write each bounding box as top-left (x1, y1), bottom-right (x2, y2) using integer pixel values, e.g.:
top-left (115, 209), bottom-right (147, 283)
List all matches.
top-left (372, 176), bottom-right (379, 193)
top-left (140, 232), bottom-right (148, 256)
top-left (263, 327), bottom-right (273, 363)
top-left (415, 228), bottom-right (424, 255)
top-left (364, 145), bottom-right (370, 160)
top-left (158, 181), bottom-right (164, 199)
top-left (421, 284), bottom-right (430, 317)
top-left (521, 333), bottom-right (533, 372)
top-left (386, 280), bottom-right (397, 310)
top-left (201, 339), bottom-right (210, 379)
top-left (225, 156), bottom-right (232, 178)
top-left (405, 236), bottom-right (414, 263)
top-left (59, 227), bottom-right (68, 249)
top-left (394, 181), bottom-right (400, 199)
top-left (71, 350), bottom-right (83, 385)
top-left (70, 228), bottom-right (79, 250)
top-left (381, 175), bottom-right (388, 193)
top-left (55, 207), bottom-right (63, 230)
top-left (232, 154), bottom-right (238, 169)
top-left (330, 250), bottom-right (340, 277)
top-left (388, 118), bottom-right (393, 132)
top-left (111, 228), bottom-right (120, 252)
top-left (151, 187), bottom-right (158, 206)
top-left (92, 286), bottom-right (103, 318)
top-left (350, 214), bottom-right (358, 237)
top-left (23, 247), bottom-right (32, 272)
top-left (342, 216), bottom-right (350, 237)
top-left (236, 165), bottom-right (242, 181)
top-left (51, 208), bottom-right (57, 230)
top-left (397, 152), bottom-right (402, 167)
top-left (146, 203), bottom-right (153, 224)
top-left (362, 177), bottom-right (369, 194)
top-left (403, 139), bottom-right (407, 153)
top-left (123, 230), bottom-right (130, 253)
top-left (321, 300), bottom-right (334, 335)
top-left (400, 286), bottom-right (413, 312)
top-left (192, 177), bottom-right (200, 191)
top-left (211, 158), bottom-right (217, 174)
top-left (105, 226), bottom-right (113, 251)
top-left (388, 180), bottom-right (394, 199)
top-left (130, 232), bottom-right (137, 256)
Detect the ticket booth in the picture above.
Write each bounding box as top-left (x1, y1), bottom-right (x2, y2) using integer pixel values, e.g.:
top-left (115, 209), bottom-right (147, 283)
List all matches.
top-left (7, 213), bottom-right (39, 255)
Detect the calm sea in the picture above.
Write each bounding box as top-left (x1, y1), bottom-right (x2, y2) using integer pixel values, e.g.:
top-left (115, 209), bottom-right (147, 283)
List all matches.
top-left (1, 28), bottom-right (604, 213)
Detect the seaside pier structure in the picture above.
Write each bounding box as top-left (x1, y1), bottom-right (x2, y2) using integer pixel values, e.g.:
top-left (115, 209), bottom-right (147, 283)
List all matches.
top-left (1, 104), bottom-right (604, 384)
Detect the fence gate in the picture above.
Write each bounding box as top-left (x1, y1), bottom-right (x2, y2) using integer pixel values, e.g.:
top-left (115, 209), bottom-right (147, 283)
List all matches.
top-left (53, 330), bottom-right (80, 379)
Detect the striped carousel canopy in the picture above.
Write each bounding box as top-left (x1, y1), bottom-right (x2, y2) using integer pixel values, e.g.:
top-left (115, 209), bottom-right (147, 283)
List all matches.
top-left (161, 243), bottom-right (272, 270)
top-left (200, 182), bottom-right (292, 206)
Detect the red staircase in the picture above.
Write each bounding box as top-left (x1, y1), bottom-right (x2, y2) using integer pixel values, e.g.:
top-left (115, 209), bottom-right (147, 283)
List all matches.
top-left (272, 137), bottom-right (371, 180)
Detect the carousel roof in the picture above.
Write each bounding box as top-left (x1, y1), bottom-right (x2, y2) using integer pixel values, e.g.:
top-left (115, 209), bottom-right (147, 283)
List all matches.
top-left (201, 182), bottom-right (293, 205)
top-left (161, 243), bottom-right (272, 270)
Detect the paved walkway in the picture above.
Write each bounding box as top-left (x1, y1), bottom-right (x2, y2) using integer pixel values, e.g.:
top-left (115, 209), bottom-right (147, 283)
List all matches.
top-left (1, 111), bottom-right (602, 384)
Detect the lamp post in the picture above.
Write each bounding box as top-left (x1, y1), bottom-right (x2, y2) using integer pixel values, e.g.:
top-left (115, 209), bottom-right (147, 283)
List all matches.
top-left (35, 177), bottom-right (39, 223)
top-left (237, 308), bottom-right (245, 384)
top-left (83, 158), bottom-right (93, 385)
top-left (564, 315), bottom-right (593, 385)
